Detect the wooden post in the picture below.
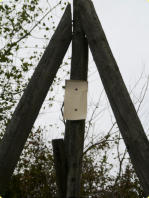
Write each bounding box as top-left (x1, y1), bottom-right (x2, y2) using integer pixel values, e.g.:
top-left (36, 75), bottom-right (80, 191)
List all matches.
top-left (64, 0), bottom-right (88, 197)
top-left (52, 139), bottom-right (67, 198)
top-left (78, 0), bottom-right (149, 195)
top-left (0, 5), bottom-right (72, 193)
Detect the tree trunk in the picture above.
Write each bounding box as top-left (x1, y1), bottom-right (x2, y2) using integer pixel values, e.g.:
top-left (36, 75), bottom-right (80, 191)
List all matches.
top-left (0, 4), bottom-right (72, 193)
top-left (78, 0), bottom-right (149, 195)
top-left (64, 1), bottom-right (88, 197)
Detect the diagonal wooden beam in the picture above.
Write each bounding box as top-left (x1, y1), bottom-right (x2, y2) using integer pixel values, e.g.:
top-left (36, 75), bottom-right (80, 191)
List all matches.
top-left (0, 4), bottom-right (72, 194)
top-left (64, 0), bottom-right (88, 197)
top-left (78, 0), bottom-right (149, 195)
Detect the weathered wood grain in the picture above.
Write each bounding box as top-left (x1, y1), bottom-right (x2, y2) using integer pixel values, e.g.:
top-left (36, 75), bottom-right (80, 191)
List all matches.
top-left (52, 139), bottom-right (67, 198)
top-left (64, 1), bottom-right (88, 197)
top-left (78, 0), bottom-right (149, 195)
top-left (0, 4), bottom-right (72, 193)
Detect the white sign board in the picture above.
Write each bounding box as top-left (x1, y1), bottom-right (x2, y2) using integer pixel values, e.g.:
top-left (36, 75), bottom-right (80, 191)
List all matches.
top-left (64, 80), bottom-right (88, 120)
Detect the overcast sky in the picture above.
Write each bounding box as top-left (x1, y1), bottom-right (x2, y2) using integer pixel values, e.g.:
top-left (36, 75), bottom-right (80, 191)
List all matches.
top-left (35, 0), bottom-right (149, 143)
top-left (93, 0), bottom-right (149, 128)
top-left (91, 0), bottom-right (149, 80)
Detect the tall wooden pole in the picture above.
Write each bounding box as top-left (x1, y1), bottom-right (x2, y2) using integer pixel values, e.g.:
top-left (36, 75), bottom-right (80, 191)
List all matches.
top-left (64, 0), bottom-right (88, 197)
top-left (0, 5), bottom-right (72, 194)
top-left (52, 139), bottom-right (67, 198)
top-left (78, 0), bottom-right (149, 195)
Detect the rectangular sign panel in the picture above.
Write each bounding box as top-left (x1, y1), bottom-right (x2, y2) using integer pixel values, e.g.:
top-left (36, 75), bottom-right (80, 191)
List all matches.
top-left (64, 80), bottom-right (88, 120)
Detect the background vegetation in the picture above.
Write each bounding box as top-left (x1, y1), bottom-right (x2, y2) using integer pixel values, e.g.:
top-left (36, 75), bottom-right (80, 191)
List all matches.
top-left (0, 0), bottom-right (148, 197)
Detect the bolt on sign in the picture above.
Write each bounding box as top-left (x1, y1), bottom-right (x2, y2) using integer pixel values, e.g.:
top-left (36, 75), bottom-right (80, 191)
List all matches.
top-left (64, 80), bottom-right (88, 120)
